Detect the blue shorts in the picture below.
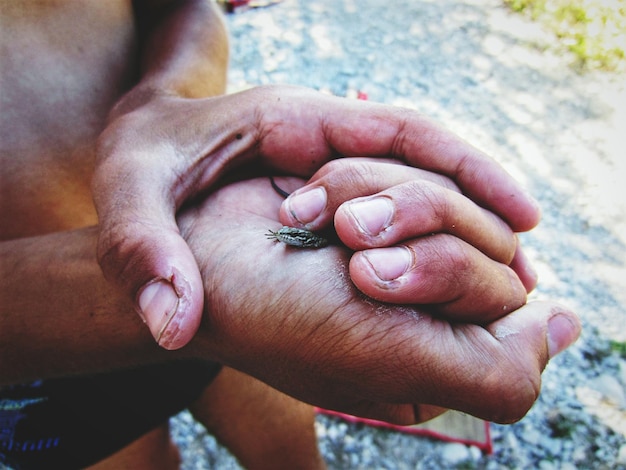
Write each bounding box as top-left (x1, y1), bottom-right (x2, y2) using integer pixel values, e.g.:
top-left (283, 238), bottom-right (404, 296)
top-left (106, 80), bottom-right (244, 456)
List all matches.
top-left (0, 360), bottom-right (222, 469)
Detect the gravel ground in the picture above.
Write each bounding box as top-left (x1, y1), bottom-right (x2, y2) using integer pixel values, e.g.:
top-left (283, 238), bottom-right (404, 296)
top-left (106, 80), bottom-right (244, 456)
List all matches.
top-left (172, 1), bottom-right (626, 468)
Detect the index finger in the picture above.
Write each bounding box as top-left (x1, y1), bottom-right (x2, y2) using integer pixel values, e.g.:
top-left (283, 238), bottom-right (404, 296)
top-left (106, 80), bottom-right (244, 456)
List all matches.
top-left (255, 86), bottom-right (540, 232)
top-left (324, 101), bottom-right (540, 232)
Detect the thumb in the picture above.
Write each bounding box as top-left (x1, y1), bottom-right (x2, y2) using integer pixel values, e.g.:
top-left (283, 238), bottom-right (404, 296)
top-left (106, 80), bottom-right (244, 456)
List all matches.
top-left (97, 218), bottom-right (204, 350)
top-left (93, 172), bottom-right (204, 350)
top-left (398, 301), bottom-right (581, 424)
top-left (474, 301), bottom-right (581, 423)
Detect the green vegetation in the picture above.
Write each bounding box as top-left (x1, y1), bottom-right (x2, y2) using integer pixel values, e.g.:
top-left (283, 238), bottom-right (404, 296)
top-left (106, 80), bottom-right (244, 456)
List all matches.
top-left (609, 339), bottom-right (626, 358)
top-left (503, 0), bottom-right (626, 71)
top-left (548, 412), bottom-right (579, 438)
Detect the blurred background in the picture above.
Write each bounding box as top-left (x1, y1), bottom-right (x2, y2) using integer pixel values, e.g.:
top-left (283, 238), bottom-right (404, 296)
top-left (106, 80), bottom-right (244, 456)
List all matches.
top-left (172, 1), bottom-right (626, 468)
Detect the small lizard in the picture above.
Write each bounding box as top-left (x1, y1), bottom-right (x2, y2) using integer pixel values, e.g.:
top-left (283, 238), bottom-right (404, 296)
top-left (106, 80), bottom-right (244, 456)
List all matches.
top-left (266, 177), bottom-right (329, 248)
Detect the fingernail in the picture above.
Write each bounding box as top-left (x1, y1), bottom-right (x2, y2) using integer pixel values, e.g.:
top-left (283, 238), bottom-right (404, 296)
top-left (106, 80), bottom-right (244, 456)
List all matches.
top-left (286, 187), bottom-right (327, 225)
top-left (138, 280), bottom-right (180, 344)
top-left (362, 246), bottom-right (413, 281)
top-left (547, 313), bottom-right (581, 358)
top-left (347, 197), bottom-right (394, 236)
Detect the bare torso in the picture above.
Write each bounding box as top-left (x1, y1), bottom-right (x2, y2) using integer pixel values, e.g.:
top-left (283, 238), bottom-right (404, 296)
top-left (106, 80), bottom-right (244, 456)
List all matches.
top-left (0, 0), bottom-right (138, 239)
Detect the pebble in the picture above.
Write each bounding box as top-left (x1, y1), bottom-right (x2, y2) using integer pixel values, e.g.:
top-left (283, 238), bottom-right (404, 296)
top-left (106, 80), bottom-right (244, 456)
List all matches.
top-left (538, 460), bottom-right (557, 470)
top-left (441, 443), bottom-right (471, 465)
top-left (590, 372), bottom-right (626, 408)
top-left (618, 444), bottom-right (626, 466)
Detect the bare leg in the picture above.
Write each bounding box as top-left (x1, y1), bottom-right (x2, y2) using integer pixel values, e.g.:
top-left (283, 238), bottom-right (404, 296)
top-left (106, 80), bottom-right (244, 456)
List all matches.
top-left (86, 423), bottom-right (180, 470)
top-left (190, 367), bottom-right (326, 470)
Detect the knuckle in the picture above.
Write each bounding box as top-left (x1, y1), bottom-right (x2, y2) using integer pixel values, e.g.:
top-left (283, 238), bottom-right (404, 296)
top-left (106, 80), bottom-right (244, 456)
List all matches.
top-left (96, 227), bottom-right (139, 282)
top-left (316, 160), bottom-right (385, 206)
top-left (318, 158), bottom-right (345, 175)
top-left (96, 222), bottom-right (160, 292)
top-left (344, 161), bottom-right (380, 191)
top-left (479, 362), bottom-right (541, 424)
top-left (402, 235), bottom-right (472, 303)
top-left (323, 159), bottom-right (376, 186)
top-left (424, 234), bottom-right (472, 276)
top-left (402, 181), bottom-right (450, 227)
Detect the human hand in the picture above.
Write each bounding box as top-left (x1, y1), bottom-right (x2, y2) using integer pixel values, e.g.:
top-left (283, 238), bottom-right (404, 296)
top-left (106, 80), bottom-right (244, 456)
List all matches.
top-left (93, 85), bottom-right (540, 349)
top-left (276, 158), bottom-right (538, 321)
top-left (180, 176), bottom-right (579, 425)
